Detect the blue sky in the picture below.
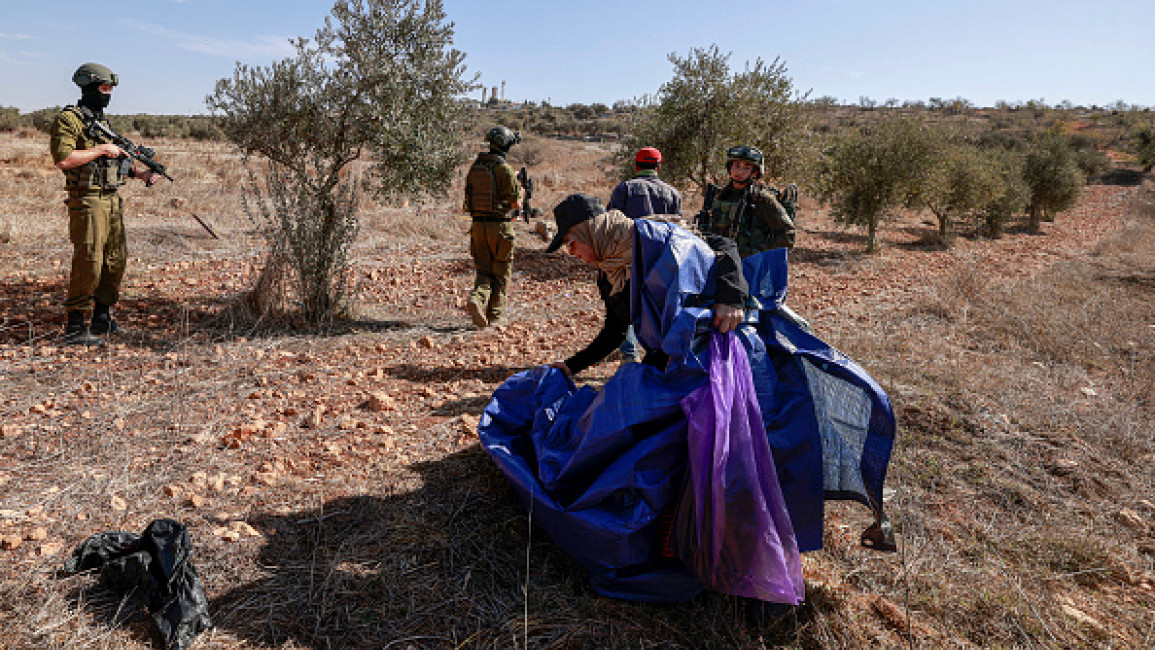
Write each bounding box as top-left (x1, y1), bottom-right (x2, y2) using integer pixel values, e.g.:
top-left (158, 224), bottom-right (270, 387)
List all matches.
top-left (3, 0), bottom-right (1152, 114)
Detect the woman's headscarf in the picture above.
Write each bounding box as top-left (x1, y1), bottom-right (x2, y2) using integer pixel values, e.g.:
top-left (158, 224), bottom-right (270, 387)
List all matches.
top-left (567, 209), bottom-right (635, 295)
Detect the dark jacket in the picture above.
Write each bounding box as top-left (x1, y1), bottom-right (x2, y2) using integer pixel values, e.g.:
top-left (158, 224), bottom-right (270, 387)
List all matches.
top-left (564, 231), bottom-right (747, 375)
top-left (607, 171), bottom-right (682, 218)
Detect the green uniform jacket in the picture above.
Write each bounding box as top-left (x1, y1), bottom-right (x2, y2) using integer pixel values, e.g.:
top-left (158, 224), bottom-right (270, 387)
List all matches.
top-left (707, 182), bottom-right (795, 257)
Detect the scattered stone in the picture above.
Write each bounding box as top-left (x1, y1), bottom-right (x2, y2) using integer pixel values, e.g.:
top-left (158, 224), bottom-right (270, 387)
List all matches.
top-left (212, 526), bottom-right (242, 542)
top-left (1, 535), bottom-right (22, 550)
top-left (229, 521), bottom-right (261, 538)
top-left (1049, 459), bottom-right (1079, 476)
top-left (1115, 509), bottom-right (1149, 533)
top-left (418, 336), bottom-right (435, 348)
top-left (252, 472), bottom-right (277, 487)
top-left (1060, 603), bottom-right (1105, 633)
top-left (1, 424), bottom-right (20, 439)
top-left (187, 494), bottom-right (206, 508)
top-left (367, 392), bottom-right (395, 413)
top-left (38, 541), bottom-right (63, 557)
top-left (163, 484), bottom-right (182, 498)
top-left (26, 527), bottom-right (48, 541)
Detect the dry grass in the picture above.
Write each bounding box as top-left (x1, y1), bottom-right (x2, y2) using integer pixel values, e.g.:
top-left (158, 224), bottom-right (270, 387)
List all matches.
top-left (1, 129), bottom-right (1152, 649)
top-left (821, 181), bottom-right (1155, 648)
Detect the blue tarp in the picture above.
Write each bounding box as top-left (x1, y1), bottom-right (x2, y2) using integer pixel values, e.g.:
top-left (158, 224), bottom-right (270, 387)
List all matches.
top-left (478, 220), bottom-right (895, 601)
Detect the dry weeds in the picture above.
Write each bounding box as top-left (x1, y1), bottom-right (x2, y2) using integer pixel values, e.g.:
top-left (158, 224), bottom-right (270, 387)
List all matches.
top-left (0, 130), bottom-right (1151, 649)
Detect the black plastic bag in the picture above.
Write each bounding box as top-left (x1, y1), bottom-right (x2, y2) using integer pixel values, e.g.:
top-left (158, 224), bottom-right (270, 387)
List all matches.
top-left (63, 518), bottom-right (212, 650)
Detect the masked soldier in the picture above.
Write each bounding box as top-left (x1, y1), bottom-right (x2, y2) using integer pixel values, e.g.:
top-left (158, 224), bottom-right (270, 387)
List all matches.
top-left (698, 145), bottom-right (795, 258)
top-left (463, 126), bottom-right (521, 328)
top-left (50, 63), bottom-right (158, 345)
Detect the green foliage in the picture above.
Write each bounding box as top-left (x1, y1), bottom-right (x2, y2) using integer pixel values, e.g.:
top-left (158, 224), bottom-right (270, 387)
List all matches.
top-left (208, 0), bottom-right (475, 201)
top-left (1023, 135), bottom-right (1085, 231)
top-left (1067, 133), bottom-right (1110, 178)
top-left (921, 137), bottom-right (1004, 244)
top-left (818, 116), bottom-right (937, 253)
top-left (206, 0), bottom-right (476, 323)
top-left (0, 106), bottom-right (23, 131)
top-left (1133, 125), bottom-right (1155, 172)
top-left (618, 45), bottom-right (809, 191)
top-left (978, 149), bottom-right (1029, 239)
top-left (30, 107), bottom-right (63, 133)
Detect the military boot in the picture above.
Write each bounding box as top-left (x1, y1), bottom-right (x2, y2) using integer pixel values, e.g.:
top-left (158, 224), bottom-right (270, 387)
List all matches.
top-left (89, 302), bottom-right (121, 336)
top-left (466, 299), bottom-right (488, 329)
top-left (63, 311), bottom-right (104, 346)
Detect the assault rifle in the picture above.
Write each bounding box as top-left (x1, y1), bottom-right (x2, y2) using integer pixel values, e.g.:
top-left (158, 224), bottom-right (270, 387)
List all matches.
top-left (516, 166), bottom-right (541, 222)
top-left (87, 120), bottom-right (173, 187)
top-left (692, 182), bottom-right (721, 232)
top-left (87, 120), bottom-right (220, 239)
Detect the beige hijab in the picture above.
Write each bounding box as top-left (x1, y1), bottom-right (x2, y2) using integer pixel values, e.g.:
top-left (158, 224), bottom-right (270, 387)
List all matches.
top-left (567, 209), bottom-right (635, 295)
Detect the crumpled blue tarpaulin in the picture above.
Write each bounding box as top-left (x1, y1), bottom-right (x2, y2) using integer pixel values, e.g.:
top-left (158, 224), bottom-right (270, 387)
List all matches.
top-left (478, 220), bottom-right (896, 602)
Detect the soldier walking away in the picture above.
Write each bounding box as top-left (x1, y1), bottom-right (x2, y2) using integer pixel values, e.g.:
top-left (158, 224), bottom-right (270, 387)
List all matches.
top-left (607, 146), bottom-right (683, 363)
top-left (697, 146), bottom-right (795, 258)
top-left (463, 126), bottom-right (521, 329)
top-left (50, 63), bottom-right (159, 346)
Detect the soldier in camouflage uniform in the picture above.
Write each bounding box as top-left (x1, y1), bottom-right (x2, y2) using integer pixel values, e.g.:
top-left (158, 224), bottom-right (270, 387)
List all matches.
top-left (50, 63), bottom-right (159, 345)
top-left (463, 126), bottom-right (521, 329)
top-left (699, 146), bottom-right (795, 258)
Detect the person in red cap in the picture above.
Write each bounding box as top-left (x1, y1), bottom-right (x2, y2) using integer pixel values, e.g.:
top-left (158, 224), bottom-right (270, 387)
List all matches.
top-left (607, 147), bottom-right (682, 219)
top-left (606, 147), bottom-right (682, 361)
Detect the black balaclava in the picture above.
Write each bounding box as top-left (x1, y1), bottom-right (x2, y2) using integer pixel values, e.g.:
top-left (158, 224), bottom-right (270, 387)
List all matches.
top-left (79, 82), bottom-right (111, 114)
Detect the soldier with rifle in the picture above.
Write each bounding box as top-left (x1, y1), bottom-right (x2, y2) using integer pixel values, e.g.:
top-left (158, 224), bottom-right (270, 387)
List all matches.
top-left (462, 126), bottom-right (521, 329)
top-left (695, 146), bottom-right (796, 258)
top-left (49, 63), bottom-right (162, 346)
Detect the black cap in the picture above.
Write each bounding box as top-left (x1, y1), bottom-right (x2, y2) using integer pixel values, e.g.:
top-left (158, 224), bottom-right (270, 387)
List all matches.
top-left (546, 193), bottom-right (605, 253)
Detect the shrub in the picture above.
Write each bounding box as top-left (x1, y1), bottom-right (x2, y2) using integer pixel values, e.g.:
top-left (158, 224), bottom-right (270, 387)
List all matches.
top-left (1023, 136), bottom-right (1084, 231)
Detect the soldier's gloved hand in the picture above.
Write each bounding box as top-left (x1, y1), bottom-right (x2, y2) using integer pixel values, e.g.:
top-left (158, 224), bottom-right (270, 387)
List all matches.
top-left (713, 304), bottom-right (743, 334)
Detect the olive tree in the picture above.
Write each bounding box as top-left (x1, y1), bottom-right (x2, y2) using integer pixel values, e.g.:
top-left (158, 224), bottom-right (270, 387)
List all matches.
top-left (920, 138), bottom-right (1004, 245)
top-left (818, 117), bottom-right (937, 253)
top-left (207, 0), bottom-right (475, 324)
top-left (1022, 135), bottom-right (1084, 232)
top-left (618, 45), bottom-right (809, 192)
top-left (1133, 125), bottom-right (1155, 172)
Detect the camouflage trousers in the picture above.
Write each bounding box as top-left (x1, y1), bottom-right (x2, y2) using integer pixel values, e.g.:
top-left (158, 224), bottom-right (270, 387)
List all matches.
top-left (468, 221), bottom-right (514, 321)
top-left (64, 189), bottom-right (126, 312)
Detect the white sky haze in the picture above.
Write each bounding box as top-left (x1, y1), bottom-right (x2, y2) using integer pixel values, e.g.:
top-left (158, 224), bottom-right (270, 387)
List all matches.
top-left (2, 0), bottom-right (1152, 114)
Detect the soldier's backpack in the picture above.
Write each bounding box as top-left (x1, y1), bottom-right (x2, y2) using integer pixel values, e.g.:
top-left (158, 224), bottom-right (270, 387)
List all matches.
top-left (465, 156), bottom-right (500, 216)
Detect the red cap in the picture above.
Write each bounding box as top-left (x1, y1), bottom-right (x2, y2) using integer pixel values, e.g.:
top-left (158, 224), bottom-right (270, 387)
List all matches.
top-left (635, 147), bottom-right (662, 164)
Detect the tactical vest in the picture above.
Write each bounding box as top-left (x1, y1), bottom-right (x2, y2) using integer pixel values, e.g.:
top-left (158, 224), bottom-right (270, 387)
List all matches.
top-left (61, 106), bottom-right (127, 192)
top-left (465, 153), bottom-right (506, 217)
top-left (708, 195), bottom-right (744, 239)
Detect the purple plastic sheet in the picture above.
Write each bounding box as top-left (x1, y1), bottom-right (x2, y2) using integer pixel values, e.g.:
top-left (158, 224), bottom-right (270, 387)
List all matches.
top-left (673, 333), bottom-right (805, 604)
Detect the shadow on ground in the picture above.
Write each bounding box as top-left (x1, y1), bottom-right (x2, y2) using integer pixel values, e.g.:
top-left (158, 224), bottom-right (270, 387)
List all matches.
top-left (207, 447), bottom-right (585, 649)
top-left (206, 446), bottom-right (818, 649)
top-left (0, 277), bottom-right (462, 350)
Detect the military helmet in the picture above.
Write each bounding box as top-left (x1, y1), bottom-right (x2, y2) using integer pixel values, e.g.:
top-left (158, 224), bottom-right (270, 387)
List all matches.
top-left (725, 145), bottom-right (764, 178)
top-left (485, 125), bottom-right (520, 150)
top-left (72, 62), bottom-right (119, 88)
